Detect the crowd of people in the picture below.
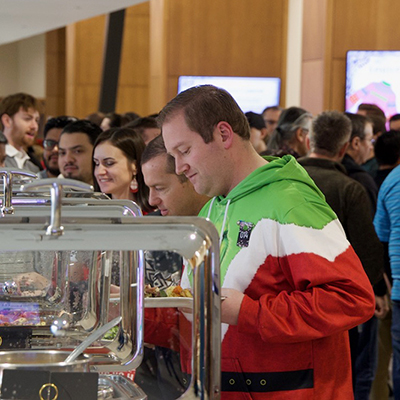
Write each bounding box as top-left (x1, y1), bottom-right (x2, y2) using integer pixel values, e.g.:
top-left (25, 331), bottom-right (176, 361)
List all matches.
top-left (1, 89), bottom-right (400, 399)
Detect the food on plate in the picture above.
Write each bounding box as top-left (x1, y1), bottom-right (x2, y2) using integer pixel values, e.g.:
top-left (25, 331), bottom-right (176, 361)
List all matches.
top-left (165, 285), bottom-right (192, 298)
top-left (144, 284), bottom-right (162, 298)
top-left (103, 325), bottom-right (119, 340)
top-left (144, 284), bottom-right (192, 298)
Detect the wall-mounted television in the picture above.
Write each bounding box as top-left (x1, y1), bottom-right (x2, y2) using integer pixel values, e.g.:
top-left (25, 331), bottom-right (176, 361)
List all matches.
top-left (177, 76), bottom-right (281, 114)
top-left (345, 50), bottom-right (400, 119)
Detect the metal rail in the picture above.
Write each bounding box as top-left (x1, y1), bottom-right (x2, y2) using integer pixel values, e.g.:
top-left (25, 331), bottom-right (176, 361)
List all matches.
top-left (0, 178), bottom-right (221, 399)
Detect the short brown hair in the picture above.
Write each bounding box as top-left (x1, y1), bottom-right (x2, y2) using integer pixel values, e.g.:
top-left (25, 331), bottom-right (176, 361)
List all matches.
top-left (344, 112), bottom-right (371, 141)
top-left (311, 111), bottom-right (352, 156)
top-left (157, 85), bottom-right (250, 143)
top-left (0, 93), bottom-right (39, 129)
top-left (141, 134), bottom-right (187, 182)
top-left (357, 103), bottom-right (385, 119)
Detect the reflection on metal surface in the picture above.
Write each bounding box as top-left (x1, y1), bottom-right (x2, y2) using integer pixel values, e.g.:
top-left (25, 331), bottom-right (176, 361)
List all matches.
top-left (0, 168), bottom-right (37, 215)
top-left (99, 375), bottom-right (147, 399)
top-left (21, 178), bottom-right (94, 236)
top-left (0, 181), bottom-right (221, 399)
top-left (65, 316), bottom-right (122, 364)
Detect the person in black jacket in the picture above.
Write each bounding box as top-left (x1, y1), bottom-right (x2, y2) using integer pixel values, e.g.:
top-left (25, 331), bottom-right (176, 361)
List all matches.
top-left (343, 112), bottom-right (379, 214)
top-left (299, 110), bottom-right (385, 400)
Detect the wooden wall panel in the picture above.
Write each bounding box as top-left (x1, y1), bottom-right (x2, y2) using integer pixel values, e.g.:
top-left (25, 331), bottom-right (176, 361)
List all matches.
top-left (46, 29), bottom-right (66, 117)
top-left (117, 86), bottom-right (149, 116)
top-left (149, 0), bottom-right (168, 114)
top-left (52, 0), bottom-right (400, 121)
top-left (62, 0), bottom-right (287, 118)
top-left (302, 0), bottom-right (326, 62)
top-left (301, 60), bottom-right (324, 114)
top-left (66, 4), bottom-right (150, 119)
top-left (66, 15), bottom-right (104, 118)
top-left (325, 0), bottom-right (400, 112)
top-left (374, 0), bottom-right (400, 48)
top-left (117, 2), bottom-right (150, 114)
top-left (329, 58), bottom-right (346, 111)
top-left (301, 0), bottom-right (327, 114)
top-left (149, 0), bottom-right (288, 111)
top-left (331, 0), bottom-right (378, 57)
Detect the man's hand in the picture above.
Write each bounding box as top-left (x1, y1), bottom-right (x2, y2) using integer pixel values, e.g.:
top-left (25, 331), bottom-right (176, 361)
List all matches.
top-left (221, 288), bottom-right (245, 325)
top-left (375, 295), bottom-right (389, 319)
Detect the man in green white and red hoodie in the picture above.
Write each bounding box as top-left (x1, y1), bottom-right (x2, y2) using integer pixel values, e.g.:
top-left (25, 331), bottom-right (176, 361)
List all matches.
top-left (154, 85), bottom-right (375, 400)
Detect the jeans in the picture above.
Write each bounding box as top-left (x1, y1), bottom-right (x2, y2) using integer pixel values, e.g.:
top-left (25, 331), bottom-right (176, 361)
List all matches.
top-left (392, 300), bottom-right (400, 399)
top-left (354, 317), bottom-right (379, 400)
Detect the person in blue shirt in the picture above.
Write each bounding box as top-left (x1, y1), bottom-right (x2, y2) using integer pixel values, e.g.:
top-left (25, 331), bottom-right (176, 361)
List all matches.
top-left (374, 164), bottom-right (400, 399)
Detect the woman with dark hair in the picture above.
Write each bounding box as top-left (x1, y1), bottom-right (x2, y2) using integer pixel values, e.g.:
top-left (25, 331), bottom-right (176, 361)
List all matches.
top-left (93, 127), bottom-right (152, 213)
top-left (267, 106), bottom-right (312, 158)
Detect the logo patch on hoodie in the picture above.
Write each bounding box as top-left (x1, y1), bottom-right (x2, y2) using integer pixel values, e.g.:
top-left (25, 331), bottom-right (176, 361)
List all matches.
top-left (236, 220), bottom-right (254, 247)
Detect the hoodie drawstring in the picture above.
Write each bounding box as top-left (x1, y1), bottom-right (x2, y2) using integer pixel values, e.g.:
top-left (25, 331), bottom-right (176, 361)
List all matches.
top-left (207, 197), bottom-right (231, 248)
top-left (206, 197), bottom-right (216, 219)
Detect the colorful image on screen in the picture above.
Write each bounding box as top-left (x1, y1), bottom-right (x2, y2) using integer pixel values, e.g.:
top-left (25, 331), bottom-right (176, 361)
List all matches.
top-left (177, 76), bottom-right (281, 114)
top-left (345, 50), bottom-right (400, 119)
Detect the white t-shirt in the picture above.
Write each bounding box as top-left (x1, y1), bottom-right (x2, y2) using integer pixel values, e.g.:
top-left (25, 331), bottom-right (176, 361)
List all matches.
top-left (6, 144), bottom-right (31, 169)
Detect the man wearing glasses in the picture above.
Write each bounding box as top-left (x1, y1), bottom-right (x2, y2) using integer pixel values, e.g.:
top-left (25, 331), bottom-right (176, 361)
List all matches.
top-left (38, 116), bottom-right (77, 179)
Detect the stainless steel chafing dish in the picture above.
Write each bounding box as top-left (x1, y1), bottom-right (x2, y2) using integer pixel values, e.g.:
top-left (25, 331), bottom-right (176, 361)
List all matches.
top-left (0, 170), bottom-right (222, 399)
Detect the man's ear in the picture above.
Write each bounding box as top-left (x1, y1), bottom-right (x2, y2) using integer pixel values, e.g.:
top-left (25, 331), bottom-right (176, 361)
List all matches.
top-left (305, 135), bottom-right (311, 151)
top-left (216, 121), bottom-right (234, 149)
top-left (1, 114), bottom-right (11, 129)
top-left (260, 128), bottom-right (268, 140)
top-left (349, 136), bottom-right (360, 150)
top-left (295, 127), bottom-right (306, 143)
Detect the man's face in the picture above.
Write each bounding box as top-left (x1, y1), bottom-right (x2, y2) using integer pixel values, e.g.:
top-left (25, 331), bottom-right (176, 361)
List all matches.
top-left (43, 128), bottom-right (62, 177)
top-left (162, 112), bottom-right (227, 197)
top-left (3, 107), bottom-right (39, 150)
top-left (359, 122), bottom-right (374, 165)
top-left (142, 154), bottom-right (206, 216)
top-left (262, 109), bottom-right (281, 136)
top-left (390, 119), bottom-right (400, 131)
top-left (0, 144), bottom-right (6, 167)
top-left (58, 133), bottom-right (94, 184)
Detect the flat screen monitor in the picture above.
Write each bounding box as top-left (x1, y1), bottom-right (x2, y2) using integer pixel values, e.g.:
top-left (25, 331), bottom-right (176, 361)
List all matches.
top-left (177, 76), bottom-right (281, 114)
top-left (345, 50), bottom-right (400, 119)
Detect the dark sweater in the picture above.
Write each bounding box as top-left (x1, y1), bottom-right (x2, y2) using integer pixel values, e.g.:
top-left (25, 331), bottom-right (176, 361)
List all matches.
top-left (298, 156), bottom-right (383, 287)
top-left (342, 154), bottom-right (378, 215)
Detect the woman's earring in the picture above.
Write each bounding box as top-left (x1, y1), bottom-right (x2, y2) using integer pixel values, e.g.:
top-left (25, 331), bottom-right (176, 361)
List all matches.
top-left (130, 176), bottom-right (138, 193)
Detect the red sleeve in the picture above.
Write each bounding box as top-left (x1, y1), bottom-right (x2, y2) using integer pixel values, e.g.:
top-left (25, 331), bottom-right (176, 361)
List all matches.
top-left (237, 246), bottom-right (375, 343)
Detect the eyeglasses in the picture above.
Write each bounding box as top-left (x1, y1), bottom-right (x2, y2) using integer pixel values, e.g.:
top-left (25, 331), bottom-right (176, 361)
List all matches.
top-left (43, 139), bottom-right (59, 150)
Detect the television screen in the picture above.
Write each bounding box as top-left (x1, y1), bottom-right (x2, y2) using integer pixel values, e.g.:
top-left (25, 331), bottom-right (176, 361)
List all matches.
top-left (345, 50), bottom-right (400, 119)
top-left (177, 76), bottom-right (281, 114)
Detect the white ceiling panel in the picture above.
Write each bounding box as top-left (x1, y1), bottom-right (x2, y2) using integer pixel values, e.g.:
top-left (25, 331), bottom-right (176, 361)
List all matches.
top-left (0, 0), bottom-right (146, 45)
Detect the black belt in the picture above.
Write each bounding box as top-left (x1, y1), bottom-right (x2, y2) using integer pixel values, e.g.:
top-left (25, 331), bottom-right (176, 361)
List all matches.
top-left (221, 369), bottom-right (314, 393)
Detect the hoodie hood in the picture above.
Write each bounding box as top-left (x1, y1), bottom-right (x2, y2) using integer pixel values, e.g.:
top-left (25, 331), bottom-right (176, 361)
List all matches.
top-left (213, 155), bottom-right (326, 206)
top-left (196, 154), bottom-right (336, 280)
